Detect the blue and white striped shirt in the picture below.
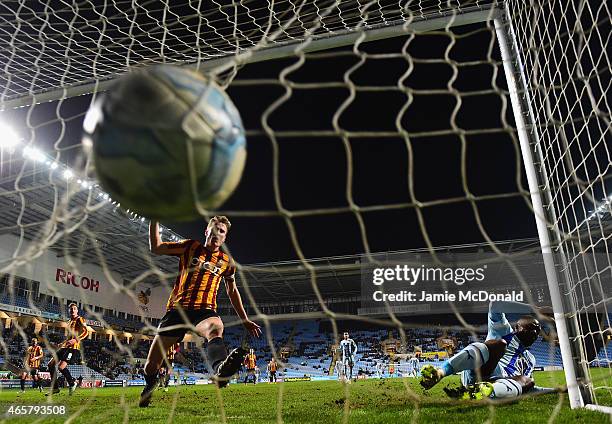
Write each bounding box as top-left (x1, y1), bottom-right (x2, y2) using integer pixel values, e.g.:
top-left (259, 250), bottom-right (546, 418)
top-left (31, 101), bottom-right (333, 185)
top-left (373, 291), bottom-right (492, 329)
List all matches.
top-left (486, 301), bottom-right (536, 378)
top-left (340, 338), bottom-right (357, 361)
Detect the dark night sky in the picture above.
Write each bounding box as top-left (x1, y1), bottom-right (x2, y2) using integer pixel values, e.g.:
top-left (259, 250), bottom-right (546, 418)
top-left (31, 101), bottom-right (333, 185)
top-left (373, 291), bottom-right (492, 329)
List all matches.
top-left (0, 21), bottom-right (540, 264)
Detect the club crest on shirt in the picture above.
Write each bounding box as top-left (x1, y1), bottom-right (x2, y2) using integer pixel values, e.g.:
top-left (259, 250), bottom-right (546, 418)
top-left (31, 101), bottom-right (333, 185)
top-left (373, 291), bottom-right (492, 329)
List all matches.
top-left (202, 261), bottom-right (222, 275)
top-left (190, 256), bottom-right (223, 275)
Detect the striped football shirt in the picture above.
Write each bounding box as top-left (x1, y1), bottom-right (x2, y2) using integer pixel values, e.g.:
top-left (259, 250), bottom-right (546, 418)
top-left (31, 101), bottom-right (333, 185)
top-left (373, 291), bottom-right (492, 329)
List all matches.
top-left (162, 239), bottom-right (236, 312)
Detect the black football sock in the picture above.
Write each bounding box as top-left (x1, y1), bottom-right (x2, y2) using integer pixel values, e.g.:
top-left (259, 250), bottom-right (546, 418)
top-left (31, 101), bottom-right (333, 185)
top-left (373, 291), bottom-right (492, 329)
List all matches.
top-left (20, 378), bottom-right (25, 391)
top-left (207, 337), bottom-right (228, 372)
top-left (48, 364), bottom-right (57, 389)
top-left (60, 367), bottom-right (75, 386)
top-left (144, 372), bottom-right (158, 388)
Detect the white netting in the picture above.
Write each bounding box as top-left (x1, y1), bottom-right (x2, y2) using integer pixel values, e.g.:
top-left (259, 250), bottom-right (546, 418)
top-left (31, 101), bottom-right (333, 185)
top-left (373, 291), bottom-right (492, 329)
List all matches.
top-left (506, 0), bottom-right (611, 407)
top-left (0, 0), bottom-right (497, 106)
top-left (0, 0), bottom-right (609, 420)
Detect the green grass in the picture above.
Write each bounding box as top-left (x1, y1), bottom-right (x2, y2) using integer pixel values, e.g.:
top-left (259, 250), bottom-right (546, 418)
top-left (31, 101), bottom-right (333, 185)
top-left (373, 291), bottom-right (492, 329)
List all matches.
top-left (0, 371), bottom-right (610, 423)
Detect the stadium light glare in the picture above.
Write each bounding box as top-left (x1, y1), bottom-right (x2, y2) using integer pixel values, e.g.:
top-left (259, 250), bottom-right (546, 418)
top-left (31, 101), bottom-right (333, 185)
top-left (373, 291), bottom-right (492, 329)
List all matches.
top-left (0, 122), bottom-right (20, 148)
top-left (50, 162), bottom-right (58, 169)
top-left (585, 196), bottom-right (612, 222)
top-left (23, 146), bottom-right (46, 162)
top-left (63, 169), bottom-right (73, 180)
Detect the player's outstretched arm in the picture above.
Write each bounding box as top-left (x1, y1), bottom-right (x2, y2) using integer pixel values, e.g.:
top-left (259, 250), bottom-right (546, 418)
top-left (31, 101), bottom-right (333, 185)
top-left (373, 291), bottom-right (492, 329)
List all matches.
top-left (149, 221), bottom-right (188, 256)
top-left (488, 300), bottom-right (553, 335)
top-left (224, 275), bottom-right (261, 338)
top-left (490, 300), bottom-right (554, 322)
top-left (488, 300), bottom-right (544, 338)
top-left (489, 300), bottom-right (540, 316)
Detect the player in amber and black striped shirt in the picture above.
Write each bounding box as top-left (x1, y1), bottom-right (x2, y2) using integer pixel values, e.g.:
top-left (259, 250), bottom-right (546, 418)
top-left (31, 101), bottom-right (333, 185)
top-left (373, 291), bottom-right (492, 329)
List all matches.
top-left (20, 338), bottom-right (43, 392)
top-left (243, 349), bottom-right (257, 384)
top-left (159, 343), bottom-right (179, 392)
top-left (267, 357), bottom-right (278, 383)
top-left (140, 216), bottom-right (261, 407)
top-left (47, 303), bottom-right (88, 396)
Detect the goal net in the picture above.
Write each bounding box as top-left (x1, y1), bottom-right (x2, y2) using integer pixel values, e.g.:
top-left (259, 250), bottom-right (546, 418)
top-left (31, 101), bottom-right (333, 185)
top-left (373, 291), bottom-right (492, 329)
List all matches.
top-left (0, 0), bottom-right (609, 420)
top-left (502, 0), bottom-right (611, 411)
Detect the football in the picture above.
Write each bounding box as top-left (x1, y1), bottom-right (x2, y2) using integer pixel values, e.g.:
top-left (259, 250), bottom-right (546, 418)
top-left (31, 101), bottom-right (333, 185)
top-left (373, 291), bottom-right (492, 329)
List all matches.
top-left (83, 65), bottom-right (246, 221)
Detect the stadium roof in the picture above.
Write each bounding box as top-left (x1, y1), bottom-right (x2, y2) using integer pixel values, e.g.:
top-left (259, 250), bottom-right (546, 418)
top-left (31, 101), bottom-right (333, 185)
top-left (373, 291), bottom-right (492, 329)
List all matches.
top-left (236, 238), bottom-right (547, 303)
top-left (1, 141), bottom-right (609, 303)
top-left (0, 145), bottom-right (183, 284)
top-left (0, 148), bottom-right (545, 300)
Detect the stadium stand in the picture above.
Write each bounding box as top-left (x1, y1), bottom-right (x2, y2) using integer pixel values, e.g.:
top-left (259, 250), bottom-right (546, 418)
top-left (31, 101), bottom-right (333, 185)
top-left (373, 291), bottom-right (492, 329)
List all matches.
top-left (1, 308), bottom-right (569, 383)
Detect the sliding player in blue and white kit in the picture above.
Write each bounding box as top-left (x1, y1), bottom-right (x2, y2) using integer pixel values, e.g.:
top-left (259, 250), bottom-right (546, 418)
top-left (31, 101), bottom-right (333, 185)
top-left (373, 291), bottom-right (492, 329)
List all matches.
top-left (420, 301), bottom-right (556, 400)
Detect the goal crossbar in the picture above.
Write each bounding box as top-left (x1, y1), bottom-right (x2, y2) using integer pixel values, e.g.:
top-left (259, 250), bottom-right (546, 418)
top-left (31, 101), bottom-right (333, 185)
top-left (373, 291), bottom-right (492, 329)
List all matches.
top-left (0, 5), bottom-right (498, 110)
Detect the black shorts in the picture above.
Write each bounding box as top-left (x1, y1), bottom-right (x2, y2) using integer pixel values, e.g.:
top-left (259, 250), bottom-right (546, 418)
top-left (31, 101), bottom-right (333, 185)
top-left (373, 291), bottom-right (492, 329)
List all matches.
top-left (343, 358), bottom-right (354, 367)
top-left (157, 308), bottom-right (219, 340)
top-left (30, 368), bottom-right (39, 378)
top-left (57, 348), bottom-right (80, 365)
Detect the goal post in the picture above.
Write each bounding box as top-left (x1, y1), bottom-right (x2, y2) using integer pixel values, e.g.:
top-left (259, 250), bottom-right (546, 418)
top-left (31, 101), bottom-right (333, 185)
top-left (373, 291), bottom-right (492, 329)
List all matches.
top-left (495, 0), bottom-right (611, 413)
top-left (494, 7), bottom-right (586, 410)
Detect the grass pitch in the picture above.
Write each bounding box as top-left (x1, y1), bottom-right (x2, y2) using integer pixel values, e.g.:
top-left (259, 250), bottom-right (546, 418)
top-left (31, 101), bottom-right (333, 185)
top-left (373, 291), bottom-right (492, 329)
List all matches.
top-left (0, 371), bottom-right (610, 423)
